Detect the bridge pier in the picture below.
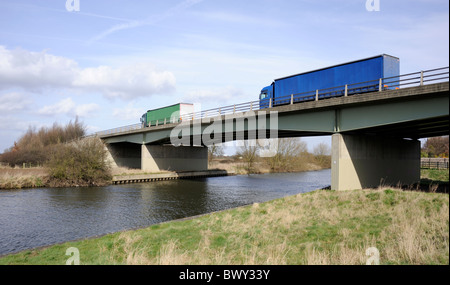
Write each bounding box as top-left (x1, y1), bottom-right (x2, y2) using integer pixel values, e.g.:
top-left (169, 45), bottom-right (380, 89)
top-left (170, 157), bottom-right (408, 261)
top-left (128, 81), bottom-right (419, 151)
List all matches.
top-left (141, 145), bottom-right (208, 172)
top-left (331, 134), bottom-right (420, 190)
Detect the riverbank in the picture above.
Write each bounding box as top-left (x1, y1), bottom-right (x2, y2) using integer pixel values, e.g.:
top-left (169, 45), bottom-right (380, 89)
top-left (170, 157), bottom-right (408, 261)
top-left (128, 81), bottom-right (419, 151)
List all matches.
top-left (0, 167), bottom-right (48, 189)
top-left (0, 187), bottom-right (448, 265)
top-left (209, 157), bottom-right (326, 175)
top-left (2, 166), bottom-right (447, 190)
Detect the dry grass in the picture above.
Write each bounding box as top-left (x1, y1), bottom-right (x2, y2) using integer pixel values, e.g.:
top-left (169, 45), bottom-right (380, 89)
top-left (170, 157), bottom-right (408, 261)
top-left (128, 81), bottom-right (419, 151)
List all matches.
top-left (210, 160), bottom-right (270, 175)
top-left (210, 159), bottom-right (322, 175)
top-left (0, 167), bottom-right (48, 189)
top-left (105, 188), bottom-right (449, 265)
top-left (1, 188), bottom-right (448, 265)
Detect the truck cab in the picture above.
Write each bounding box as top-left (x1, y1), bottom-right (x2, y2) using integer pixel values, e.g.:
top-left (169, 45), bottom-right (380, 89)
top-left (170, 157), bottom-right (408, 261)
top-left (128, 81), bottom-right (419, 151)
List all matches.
top-left (140, 113), bottom-right (147, 128)
top-left (259, 85), bottom-right (273, 109)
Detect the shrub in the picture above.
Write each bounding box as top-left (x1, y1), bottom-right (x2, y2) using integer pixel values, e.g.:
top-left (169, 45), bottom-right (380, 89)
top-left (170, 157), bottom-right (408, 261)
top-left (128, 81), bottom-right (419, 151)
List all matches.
top-left (46, 137), bottom-right (111, 187)
top-left (0, 118), bottom-right (86, 166)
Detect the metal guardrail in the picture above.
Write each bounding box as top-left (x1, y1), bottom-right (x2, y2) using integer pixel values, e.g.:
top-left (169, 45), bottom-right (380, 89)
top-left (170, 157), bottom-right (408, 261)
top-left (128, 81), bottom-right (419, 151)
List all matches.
top-left (94, 67), bottom-right (449, 136)
top-left (95, 123), bottom-right (142, 136)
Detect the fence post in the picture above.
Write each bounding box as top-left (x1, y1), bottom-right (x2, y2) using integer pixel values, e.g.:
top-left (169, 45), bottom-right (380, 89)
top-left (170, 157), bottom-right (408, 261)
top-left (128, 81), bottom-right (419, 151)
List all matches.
top-left (315, 90), bottom-right (319, 101)
top-left (379, 78), bottom-right (382, 91)
top-left (233, 104), bottom-right (236, 113)
top-left (290, 94), bottom-right (294, 104)
top-left (420, 71), bottom-right (424, 86)
top-left (269, 98), bottom-right (272, 108)
top-left (344, 85), bottom-right (348, 97)
top-left (250, 102), bottom-right (253, 111)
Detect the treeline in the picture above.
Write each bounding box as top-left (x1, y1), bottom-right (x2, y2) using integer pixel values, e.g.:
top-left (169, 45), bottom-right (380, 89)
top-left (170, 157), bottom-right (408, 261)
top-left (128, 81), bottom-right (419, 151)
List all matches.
top-left (0, 119), bottom-right (111, 187)
top-left (210, 138), bottom-right (331, 174)
top-left (1, 118), bottom-right (86, 166)
top-left (421, 136), bottom-right (449, 158)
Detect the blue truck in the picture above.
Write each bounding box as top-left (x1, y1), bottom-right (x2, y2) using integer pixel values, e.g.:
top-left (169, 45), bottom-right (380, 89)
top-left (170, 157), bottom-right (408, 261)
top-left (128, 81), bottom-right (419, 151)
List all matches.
top-left (259, 54), bottom-right (400, 108)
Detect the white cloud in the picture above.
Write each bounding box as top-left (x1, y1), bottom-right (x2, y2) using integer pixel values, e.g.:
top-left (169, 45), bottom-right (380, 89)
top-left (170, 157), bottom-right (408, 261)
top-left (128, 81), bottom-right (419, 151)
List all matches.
top-left (0, 46), bottom-right (77, 91)
top-left (38, 98), bottom-right (99, 118)
top-left (112, 102), bottom-right (144, 121)
top-left (73, 63), bottom-right (176, 100)
top-left (0, 46), bottom-right (176, 100)
top-left (0, 92), bottom-right (33, 113)
top-left (74, 103), bottom-right (101, 118)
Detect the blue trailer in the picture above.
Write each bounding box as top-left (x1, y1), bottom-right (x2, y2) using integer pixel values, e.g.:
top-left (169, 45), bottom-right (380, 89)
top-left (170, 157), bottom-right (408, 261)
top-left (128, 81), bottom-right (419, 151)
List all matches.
top-left (259, 54), bottom-right (400, 108)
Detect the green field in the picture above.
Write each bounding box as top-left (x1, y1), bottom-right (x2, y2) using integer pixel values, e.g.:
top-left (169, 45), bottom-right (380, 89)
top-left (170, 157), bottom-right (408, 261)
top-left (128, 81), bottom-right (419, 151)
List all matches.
top-left (421, 169), bottom-right (449, 182)
top-left (1, 188), bottom-right (448, 265)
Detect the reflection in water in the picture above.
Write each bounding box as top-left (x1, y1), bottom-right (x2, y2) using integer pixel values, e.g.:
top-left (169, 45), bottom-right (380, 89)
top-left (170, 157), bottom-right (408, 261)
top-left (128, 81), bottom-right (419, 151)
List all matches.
top-left (0, 169), bottom-right (330, 256)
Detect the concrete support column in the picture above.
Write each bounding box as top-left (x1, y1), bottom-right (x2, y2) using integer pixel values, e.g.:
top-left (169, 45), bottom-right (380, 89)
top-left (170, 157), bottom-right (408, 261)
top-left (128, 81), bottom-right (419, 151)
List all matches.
top-left (331, 134), bottom-right (420, 190)
top-left (142, 145), bottom-right (208, 172)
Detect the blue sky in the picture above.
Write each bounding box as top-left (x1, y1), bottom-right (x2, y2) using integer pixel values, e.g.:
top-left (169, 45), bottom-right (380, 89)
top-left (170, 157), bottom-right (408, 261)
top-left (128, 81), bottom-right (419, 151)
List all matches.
top-left (0, 0), bottom-right (449, 154)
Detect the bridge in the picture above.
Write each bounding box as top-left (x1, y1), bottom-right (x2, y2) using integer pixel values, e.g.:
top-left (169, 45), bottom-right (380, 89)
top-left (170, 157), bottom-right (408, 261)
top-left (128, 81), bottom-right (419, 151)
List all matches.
top-left (97, 67), bottom-right (449, 190)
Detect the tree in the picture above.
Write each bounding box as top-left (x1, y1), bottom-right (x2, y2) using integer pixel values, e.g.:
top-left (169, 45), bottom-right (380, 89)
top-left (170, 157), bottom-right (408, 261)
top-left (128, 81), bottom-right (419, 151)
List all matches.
top-left (313, 143), bottom-right (331, 168)
top-left (46, 137), bottom-right (111, 187)
top-left (0, 118), bottom-right (86, 166)
top-left (237, 140), bottom-right (259, 174)
top-left (208, 143), bottom-right (224, 165)
top-left (422, 136), bottom-right (449, 158)
top-left (266, 138), bottom-right (307, 172)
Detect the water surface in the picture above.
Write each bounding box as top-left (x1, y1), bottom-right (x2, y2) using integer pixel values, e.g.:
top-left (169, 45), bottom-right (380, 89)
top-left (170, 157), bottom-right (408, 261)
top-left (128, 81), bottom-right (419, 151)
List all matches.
top-left (0, 169), bottom-right (330, 256)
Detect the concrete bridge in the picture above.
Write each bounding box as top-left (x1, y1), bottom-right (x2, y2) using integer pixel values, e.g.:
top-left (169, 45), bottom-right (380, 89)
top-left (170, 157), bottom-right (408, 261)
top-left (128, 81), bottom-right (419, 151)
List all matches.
top-left (98, 68), bottom-right (449, 190)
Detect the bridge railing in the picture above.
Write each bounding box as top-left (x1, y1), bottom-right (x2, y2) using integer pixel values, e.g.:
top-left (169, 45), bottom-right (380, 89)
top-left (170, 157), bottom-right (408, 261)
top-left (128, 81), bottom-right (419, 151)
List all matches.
top-left (383, 67), bottom-right (450, 89)
top-left (96, 123), bottom-right (142, 136)
top-left (95, 66), bottom-right (449, 136)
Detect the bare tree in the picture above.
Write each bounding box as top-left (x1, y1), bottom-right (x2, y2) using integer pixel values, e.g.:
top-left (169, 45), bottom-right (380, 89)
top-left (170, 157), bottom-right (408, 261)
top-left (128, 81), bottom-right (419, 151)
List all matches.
top-left (313, 142), bottom-right (331, 167)
top-left (237, 140), bottom-right (259, 174)
top-left (208, 143), bottom-right (225, 165)
top-left (266, 138), bottom-right (307, 172)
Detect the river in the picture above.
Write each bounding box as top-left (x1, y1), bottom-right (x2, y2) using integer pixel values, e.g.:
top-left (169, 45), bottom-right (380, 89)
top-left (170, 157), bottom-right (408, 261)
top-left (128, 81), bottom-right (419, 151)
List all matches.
top-left (0, 169), bottom-right (330, 256)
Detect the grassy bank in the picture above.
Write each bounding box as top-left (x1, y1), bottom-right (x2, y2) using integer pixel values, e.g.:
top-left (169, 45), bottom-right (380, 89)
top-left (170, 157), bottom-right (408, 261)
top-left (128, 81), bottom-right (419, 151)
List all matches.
top-left (1, 188), bottom-right (448, 265)
top-left (421, 168), bottom-right (449, 182)
top-left (210, 157), bottom-right (326, 175)
top-left (0, 168), bottom-right (49, 189)
top-left (1, 166), bottom-right (447, 191)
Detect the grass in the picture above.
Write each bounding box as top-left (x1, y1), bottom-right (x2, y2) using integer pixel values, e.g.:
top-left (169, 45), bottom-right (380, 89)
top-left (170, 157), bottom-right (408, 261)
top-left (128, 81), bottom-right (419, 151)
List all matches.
top-left (1, 188), bottom-right (448, 265)
top-left (210, 158), bottom-right (324, 175)
top-left (0, 168), bottom-right (49, 189)
top-left (421, 169), bottom-right (449, 182)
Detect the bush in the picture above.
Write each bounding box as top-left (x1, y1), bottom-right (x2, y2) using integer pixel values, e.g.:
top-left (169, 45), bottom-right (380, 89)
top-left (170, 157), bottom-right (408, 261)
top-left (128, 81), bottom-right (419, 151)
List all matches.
top-left (46, 137), bottom-right (111, 187)
top-left (0, 118), bottom-right (86, 166)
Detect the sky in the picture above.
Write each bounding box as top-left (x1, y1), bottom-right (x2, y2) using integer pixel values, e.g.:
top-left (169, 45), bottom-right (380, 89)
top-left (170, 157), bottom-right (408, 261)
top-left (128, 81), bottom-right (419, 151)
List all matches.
top-left (0, 0), bottom-right (449, 154)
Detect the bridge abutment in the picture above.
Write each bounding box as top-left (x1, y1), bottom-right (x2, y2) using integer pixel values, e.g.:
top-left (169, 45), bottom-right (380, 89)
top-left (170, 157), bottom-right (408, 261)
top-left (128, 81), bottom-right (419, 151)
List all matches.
top-left (141, 145), bottom-right (208, 172)
top-left (106, 142), bottom-right (142, 169)
top-left (331, 134), bottom-right (420, 190)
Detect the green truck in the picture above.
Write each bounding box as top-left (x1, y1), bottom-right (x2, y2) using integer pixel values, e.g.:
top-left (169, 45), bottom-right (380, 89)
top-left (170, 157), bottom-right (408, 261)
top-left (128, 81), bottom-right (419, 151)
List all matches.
top-left (140, 103), bottom-right (194, 127)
